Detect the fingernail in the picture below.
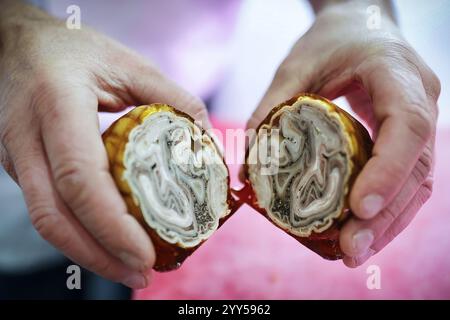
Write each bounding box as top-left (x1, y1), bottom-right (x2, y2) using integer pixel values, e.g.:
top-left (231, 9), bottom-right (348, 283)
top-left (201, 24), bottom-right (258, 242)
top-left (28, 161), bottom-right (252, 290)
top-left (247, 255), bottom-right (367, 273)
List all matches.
top-left (119, 251), bottom-right (144, 271)
top-left (361, 194), bottom-right (384, 218)
top-left (352, 229), bottom-right (374, 255)
top-left (122, 273), bottom-right (148, 289)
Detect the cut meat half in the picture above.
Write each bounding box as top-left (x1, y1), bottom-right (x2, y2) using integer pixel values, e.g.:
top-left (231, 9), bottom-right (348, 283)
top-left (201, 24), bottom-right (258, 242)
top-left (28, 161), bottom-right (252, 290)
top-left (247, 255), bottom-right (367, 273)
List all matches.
top-left (103, 104), bottom-right (232, 271)
top-left (245, 94), bottom-right (372, 259)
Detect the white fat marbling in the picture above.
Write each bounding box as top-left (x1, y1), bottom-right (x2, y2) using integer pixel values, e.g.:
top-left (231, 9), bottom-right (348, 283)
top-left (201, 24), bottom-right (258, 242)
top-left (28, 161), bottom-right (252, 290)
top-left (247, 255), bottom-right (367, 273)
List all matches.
top-left (248, 101), bottom-right (350, 236)
top-left (123, 111), bottom-right (229, 248)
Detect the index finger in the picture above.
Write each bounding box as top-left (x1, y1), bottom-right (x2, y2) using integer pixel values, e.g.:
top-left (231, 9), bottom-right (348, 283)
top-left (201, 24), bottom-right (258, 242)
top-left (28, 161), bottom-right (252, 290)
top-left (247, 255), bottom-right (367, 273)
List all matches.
top-left (350, 61), bottom-right (437, 219)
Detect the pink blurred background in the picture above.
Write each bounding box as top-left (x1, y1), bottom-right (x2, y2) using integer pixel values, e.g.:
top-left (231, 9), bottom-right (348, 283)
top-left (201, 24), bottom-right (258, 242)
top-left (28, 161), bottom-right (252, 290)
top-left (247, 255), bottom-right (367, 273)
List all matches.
top-left (135, 124), bottom-right (450, 299)
top-left (47, 0), bottom-right (450, 299)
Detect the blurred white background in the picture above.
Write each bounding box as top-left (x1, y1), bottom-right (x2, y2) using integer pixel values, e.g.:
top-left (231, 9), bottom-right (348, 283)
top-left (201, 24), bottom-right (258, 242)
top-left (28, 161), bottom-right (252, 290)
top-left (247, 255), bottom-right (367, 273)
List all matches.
top-left (211, 0), bottom-right (450, 128)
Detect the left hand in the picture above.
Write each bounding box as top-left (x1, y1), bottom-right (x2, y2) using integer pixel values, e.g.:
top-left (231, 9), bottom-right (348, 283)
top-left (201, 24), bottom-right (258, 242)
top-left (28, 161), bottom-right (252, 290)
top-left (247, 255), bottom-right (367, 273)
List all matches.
top-left (247, 2), bottom-right (440, 267)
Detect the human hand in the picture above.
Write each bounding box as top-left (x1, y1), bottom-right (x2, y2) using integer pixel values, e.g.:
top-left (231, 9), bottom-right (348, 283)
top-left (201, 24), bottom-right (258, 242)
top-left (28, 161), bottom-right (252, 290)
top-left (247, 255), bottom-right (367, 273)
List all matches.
top-left (0, 1), bottom-right (209, 287)
top-left (247, 1), bottom-right (440, 266)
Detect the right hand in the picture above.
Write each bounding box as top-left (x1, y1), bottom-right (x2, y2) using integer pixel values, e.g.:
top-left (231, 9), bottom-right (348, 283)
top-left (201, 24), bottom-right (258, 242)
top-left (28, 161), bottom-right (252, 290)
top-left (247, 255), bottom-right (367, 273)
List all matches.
top-left (0, 2), bottom-right (209, 288)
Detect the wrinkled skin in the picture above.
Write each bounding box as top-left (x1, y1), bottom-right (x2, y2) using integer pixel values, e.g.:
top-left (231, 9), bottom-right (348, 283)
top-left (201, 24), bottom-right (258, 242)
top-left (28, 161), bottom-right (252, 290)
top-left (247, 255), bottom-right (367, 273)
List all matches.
top-left (247, 1), bottom-right (440, 267)
top-left (0, 1), bottom-right (209, 288)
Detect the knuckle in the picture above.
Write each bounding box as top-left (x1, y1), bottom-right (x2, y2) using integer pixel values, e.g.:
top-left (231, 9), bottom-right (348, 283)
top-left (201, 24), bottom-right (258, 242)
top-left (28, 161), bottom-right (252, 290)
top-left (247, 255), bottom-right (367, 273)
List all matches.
top-left (0, 152), bottom-right (16, 181)
top-left (419, 179), bottom-right (433, 203)
top-left (0, 123), bottom-right (16, 154)
top-left (37, 97), bottom-right (65, 127)
top-left (424, 70), bottom-right (441, 101)
top-left (53, 159), bottom-right (88, 205)
top-left (30, 205), bottom-right (61, 243)
top-left (273, 62), bottom-right (293, 83)
top-left (30, 78), bottom-right (77, 122)
top-left (0, 132), bottom-right (16, 178)
top-left (403, 107), bottom-right (434, 145)
top-left (379, 159), bottom-right (407, 186)
top-left (412, 147), bottom-right (433, 185)
top-left (12, 149), bottom-right (41, 187)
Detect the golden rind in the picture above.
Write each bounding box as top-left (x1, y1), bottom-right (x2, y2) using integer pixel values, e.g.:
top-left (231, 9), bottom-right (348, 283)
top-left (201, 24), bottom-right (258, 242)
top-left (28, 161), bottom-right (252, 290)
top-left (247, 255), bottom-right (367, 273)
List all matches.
top-left (103, 104), bottom-right (233, 271)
